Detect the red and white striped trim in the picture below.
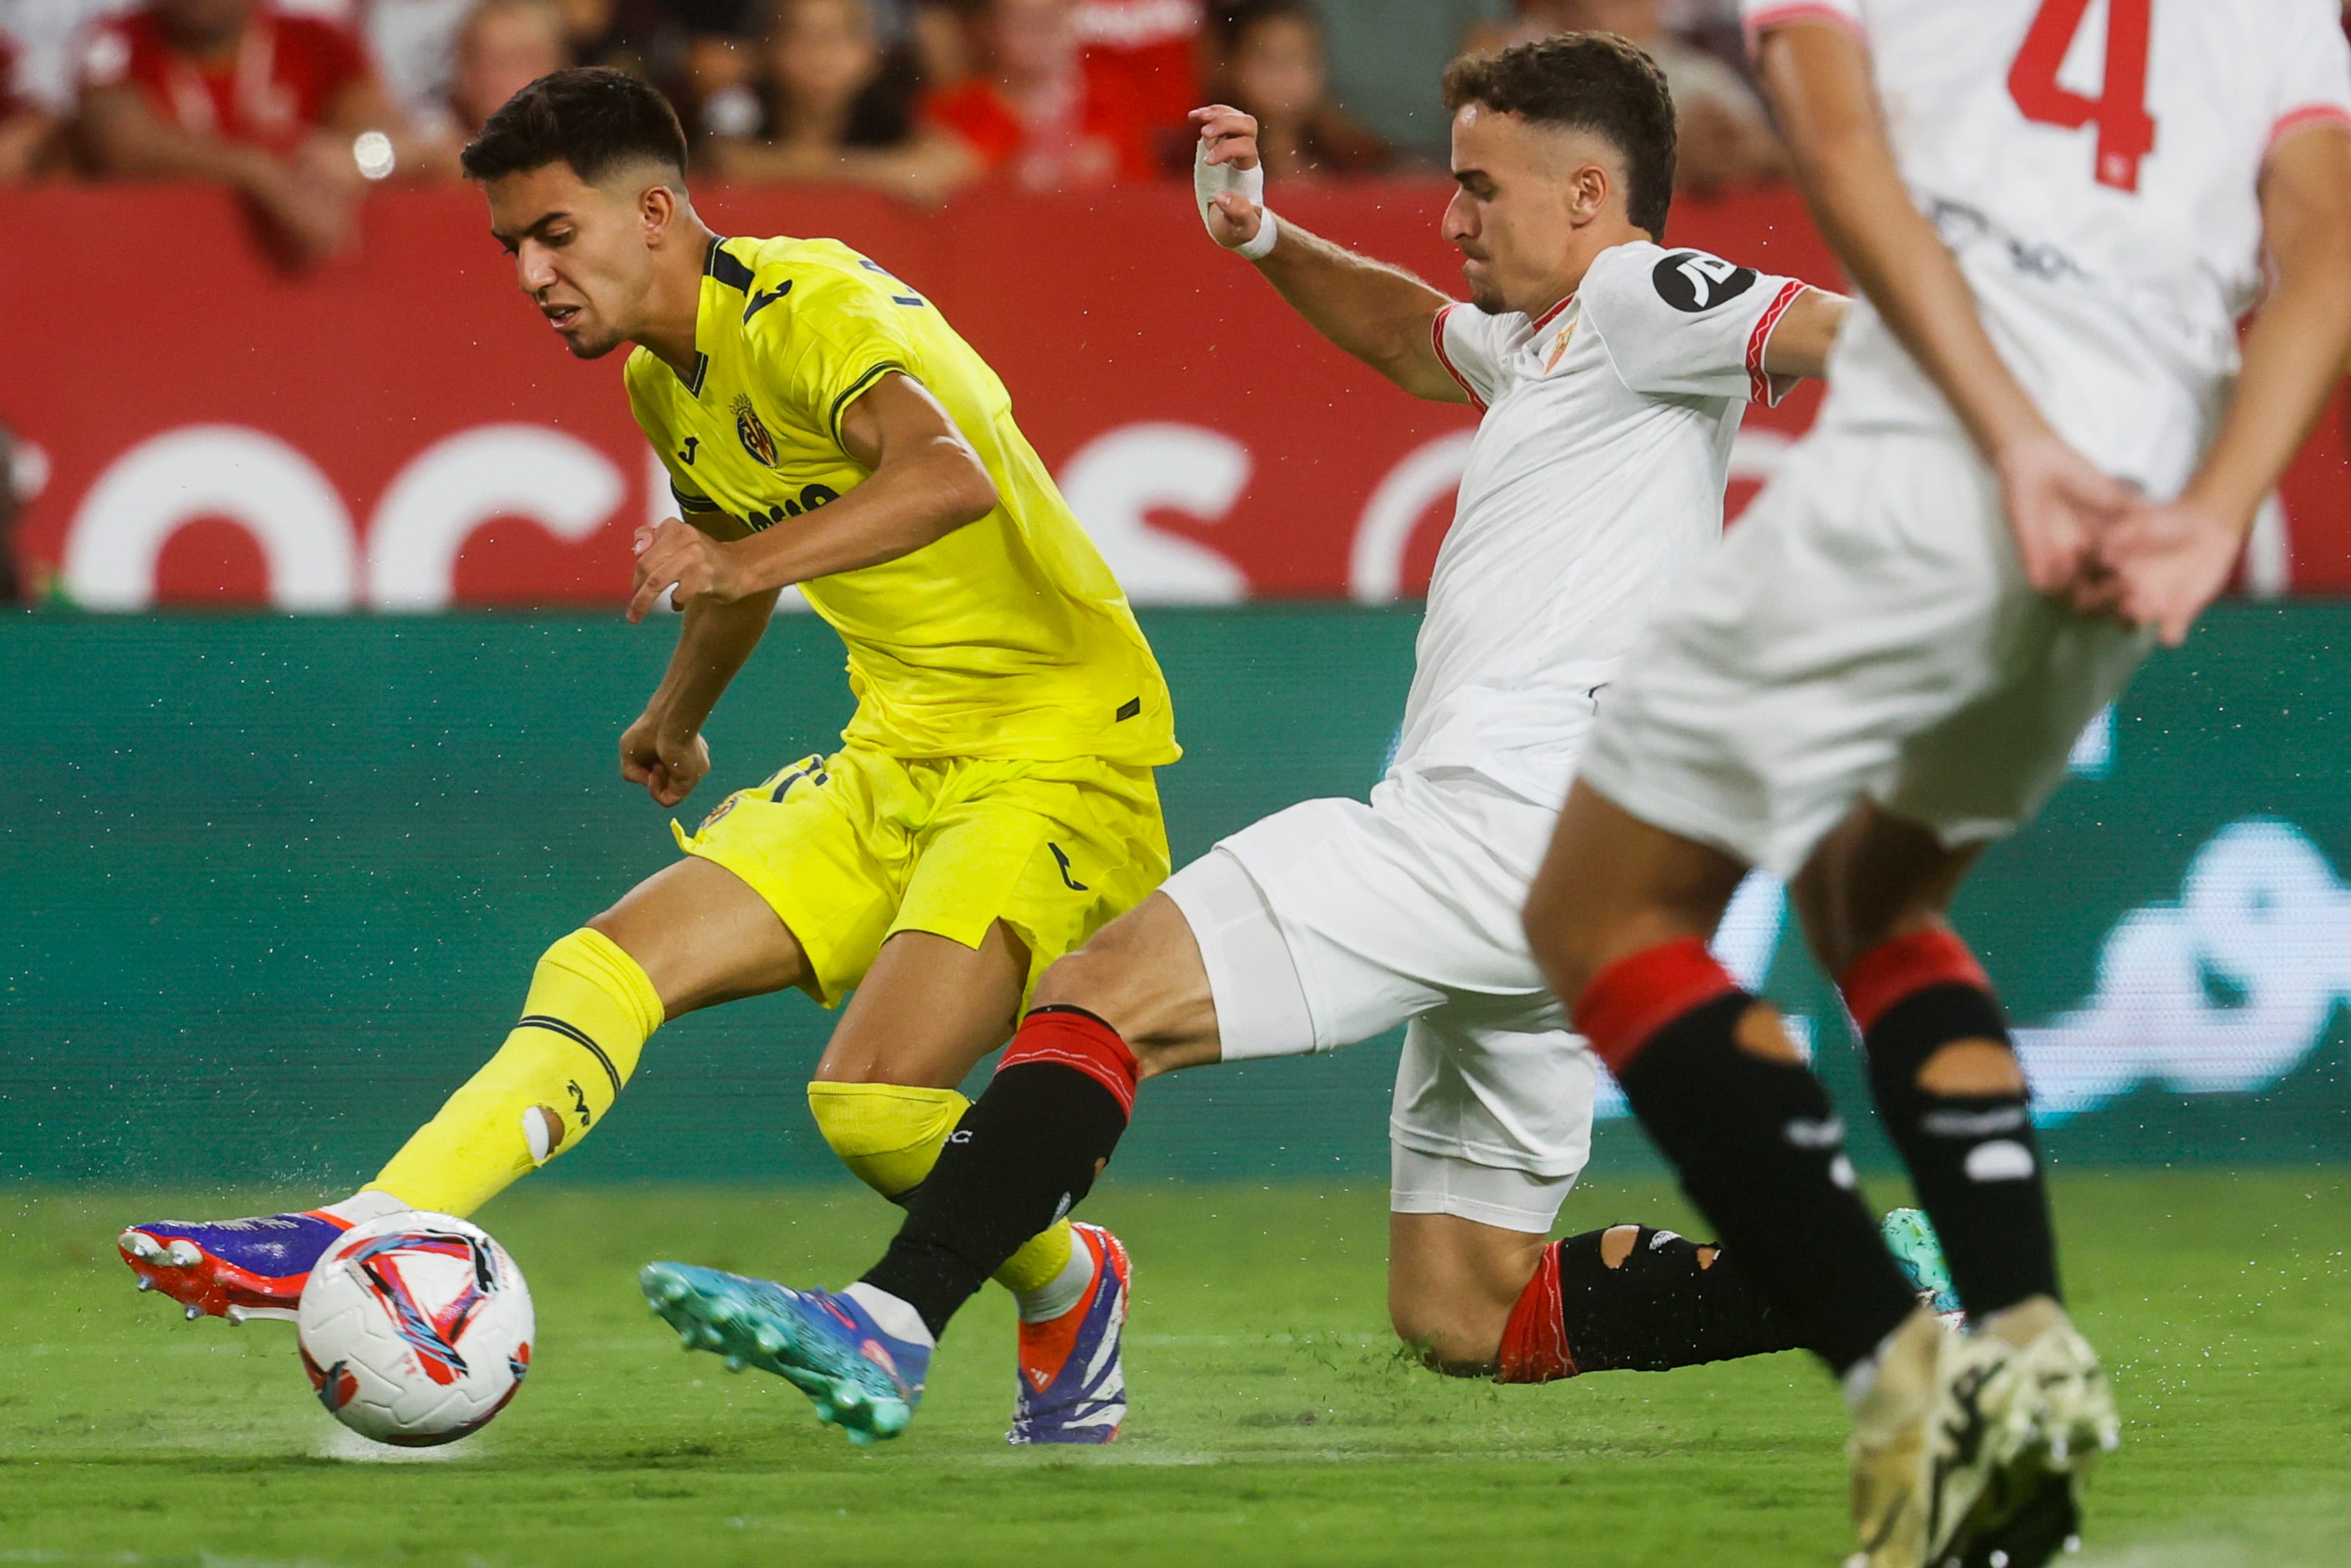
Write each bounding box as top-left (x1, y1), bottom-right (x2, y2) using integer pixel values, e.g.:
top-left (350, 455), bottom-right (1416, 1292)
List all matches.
top-left (1430, 304), bottom-right (1487, 411)
top-left (2265, 103), bottom-right (2351, 164)
top-left (1003, 1008), bottom-right (1140, 1117)
top-left (1745, 280), bottom-right (1808, 406)
top-left (1742, 1), bottom-right (1862, 54)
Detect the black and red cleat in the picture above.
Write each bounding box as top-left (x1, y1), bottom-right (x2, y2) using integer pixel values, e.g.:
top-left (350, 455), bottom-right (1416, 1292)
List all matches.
top-left (117, 1211), bottom-right (354, 1324)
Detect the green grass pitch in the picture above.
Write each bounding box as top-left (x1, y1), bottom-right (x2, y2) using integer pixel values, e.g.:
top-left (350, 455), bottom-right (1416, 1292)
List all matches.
top-left (5, 1169), bottom-right (2347, 1566)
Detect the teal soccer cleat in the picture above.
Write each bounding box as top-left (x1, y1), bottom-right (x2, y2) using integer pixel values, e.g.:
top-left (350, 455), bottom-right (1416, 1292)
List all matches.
top-left (640, 1262), bottom-right (930, 1445)
top-left (1881, 1206), bottom-right (1966, 1328)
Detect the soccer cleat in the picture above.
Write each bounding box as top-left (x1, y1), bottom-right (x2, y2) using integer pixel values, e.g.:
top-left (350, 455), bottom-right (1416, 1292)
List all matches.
top-left (640, 1262), bottom-right (929, 1445)
top-left (1939, 1476), bottom-right (2080, 1568)
top-left (1990, 1298), bottom-right (2118, 1475)
top-left (1009, 1221), bottom-right (1131, 1445)
top-left (1883, 1207), bottom-right (1967, 1328)
top-left (117, 1211), bottom-right (354, 1324)
top-left (1847, 1304), bottom-right (2044, 1568)
top-left (1932, 1298), bottom-right (2117, 1568)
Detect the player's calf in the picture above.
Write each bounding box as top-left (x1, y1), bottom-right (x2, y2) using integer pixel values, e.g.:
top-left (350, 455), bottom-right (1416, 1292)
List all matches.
top-left (1843, 929), bottom-right (2059, 1321)
top-left (1490, 1224), bottom-right (1798, 1382)
top-left (858, 1007), bottom-right (1139, 1344)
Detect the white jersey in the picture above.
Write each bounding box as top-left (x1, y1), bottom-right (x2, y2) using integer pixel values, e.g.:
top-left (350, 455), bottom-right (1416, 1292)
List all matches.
top-left (1407, 239), bottom-right (1809, 809)
top-left (1743, 0), bottom-right (2351, 495)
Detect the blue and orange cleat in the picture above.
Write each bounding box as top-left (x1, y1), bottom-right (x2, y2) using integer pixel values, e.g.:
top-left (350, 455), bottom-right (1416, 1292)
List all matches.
top-left (117, 1211), bottom-right (354, 1324)
top-left (640, 1262), bottom-right (930, 1445)
top-left (1010, 1221), bottom-right (1131, 1445)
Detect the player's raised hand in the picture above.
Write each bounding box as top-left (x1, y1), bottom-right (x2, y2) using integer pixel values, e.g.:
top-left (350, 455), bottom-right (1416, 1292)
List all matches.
top-left (2102, 496), bottom-right (2245, 648)
top-left (628, 520), bottom-right (749, 624)
top-left (1994, 433), bottom-right (2135, 614)
top-left (1190, 105), bottom-right (1267, 251)
top-left (620, 706), bottom-right (710, 806)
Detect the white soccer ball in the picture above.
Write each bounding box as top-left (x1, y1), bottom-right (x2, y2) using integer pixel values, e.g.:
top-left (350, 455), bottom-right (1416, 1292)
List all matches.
top-left (295, 1211), bottom-right (534, 1447)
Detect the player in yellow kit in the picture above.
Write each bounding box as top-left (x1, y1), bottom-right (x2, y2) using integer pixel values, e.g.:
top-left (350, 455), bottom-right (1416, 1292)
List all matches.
top-left (115, 68), bottom-right (1173, 1445)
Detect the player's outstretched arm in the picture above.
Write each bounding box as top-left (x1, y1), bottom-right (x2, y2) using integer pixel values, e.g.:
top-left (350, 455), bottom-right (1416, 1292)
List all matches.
top-left (623, 555), bottom-right (785, 805)
top-left (1755, 19), bottom-right (2130, 606)
top-left (1192, 105), bottom-right (1465, 402)
top-left (2108, 125), bottom-right (2351, 647)
top-left (626, 372), bottom-right (997, 628)
top-left (1757, 287), bottom-right (1849, 382)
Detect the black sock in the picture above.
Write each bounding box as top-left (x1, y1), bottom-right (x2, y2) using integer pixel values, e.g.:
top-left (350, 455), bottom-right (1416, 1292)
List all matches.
top-left (1555, 1226), bottom-right (1798, 1372)
top-left (1865, 983), bottom-right (2059, 1316)
top-left (1614, 992), bottom-right (1918, 1376)
top-left (861, 1021), bottom-right (1132, 1340)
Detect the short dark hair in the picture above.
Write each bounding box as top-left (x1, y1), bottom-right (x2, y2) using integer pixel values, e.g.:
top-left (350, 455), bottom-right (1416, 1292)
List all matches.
top-left (1441, 33), bottom-right (1677, 238)
top-left (461, 67), bottom-right (690, 185)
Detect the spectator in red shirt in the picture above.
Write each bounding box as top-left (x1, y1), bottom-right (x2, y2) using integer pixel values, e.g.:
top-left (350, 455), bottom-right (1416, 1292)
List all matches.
top-left (76, 0), bottom-right (437, 265)
top-left (924, 0), bottom-right (1155, 190)
top-left (1075, 0), bottom-right (1202, 156)
top-left (1, 29), bottom-right (57, 182)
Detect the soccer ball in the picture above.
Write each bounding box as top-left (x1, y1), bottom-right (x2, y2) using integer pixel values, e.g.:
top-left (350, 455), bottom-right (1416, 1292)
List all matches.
top-left (296, 1212), bottom-right (534, 1447)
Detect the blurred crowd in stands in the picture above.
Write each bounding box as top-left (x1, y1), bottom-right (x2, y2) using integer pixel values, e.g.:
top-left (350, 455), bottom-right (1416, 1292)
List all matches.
top-left (0, 0), bottom-right (1782, 258)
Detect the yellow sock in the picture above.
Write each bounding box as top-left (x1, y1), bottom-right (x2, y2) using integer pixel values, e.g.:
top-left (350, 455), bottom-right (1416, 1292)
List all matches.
top-left (806, 1079), bottom-right (1075, 1296)
top-left (368, 928), bottom-right (663, 1216)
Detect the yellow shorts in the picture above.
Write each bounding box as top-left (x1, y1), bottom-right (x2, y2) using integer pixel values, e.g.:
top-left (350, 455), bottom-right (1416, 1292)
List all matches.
top-left (672, 746), bottom-right (1170, 1008)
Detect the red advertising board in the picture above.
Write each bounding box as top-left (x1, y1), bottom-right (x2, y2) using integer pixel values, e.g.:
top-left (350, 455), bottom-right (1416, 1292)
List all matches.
top-left (4, 181), bottom-right (2346, 608)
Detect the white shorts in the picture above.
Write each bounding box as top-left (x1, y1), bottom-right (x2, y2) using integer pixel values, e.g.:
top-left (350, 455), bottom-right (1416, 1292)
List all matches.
top-left (1160, 770), bottom-right (1598, 1234)
top-left (1580, 429), bottom-right (2153, 878)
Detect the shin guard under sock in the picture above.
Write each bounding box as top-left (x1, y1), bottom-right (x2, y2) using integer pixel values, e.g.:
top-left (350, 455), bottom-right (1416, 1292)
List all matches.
top-left (368, 928), bottom-right (661, 1215)
top-left (1575, 1227), bottom-right (1797, 1370)
top-left (1498, 1225), bottom-right (1797, 1381)
top-left (1843, 930), bottom-right (2058, 1316)
top-left (1576, 939), bottom-right (1916, 1376)
top-left (861, 1007), bottom-right (1136, 1339)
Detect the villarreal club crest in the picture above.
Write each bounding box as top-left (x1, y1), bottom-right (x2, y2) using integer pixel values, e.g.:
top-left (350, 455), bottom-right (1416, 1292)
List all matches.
top-left (733, 394), bottom-right (779, 468)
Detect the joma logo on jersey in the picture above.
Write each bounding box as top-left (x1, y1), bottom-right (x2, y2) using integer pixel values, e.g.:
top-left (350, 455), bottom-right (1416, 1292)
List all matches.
top-left (731, 394), bottom-right (779, 467)
top-left (1652, 250), bottom-right (1758, 313)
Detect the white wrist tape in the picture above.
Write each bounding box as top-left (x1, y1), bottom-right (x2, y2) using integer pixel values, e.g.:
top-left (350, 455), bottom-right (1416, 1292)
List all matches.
top-left (1193, 135), bottom-right (1276, 260)
top-left (1234, 209), bottom-right (1279, 261)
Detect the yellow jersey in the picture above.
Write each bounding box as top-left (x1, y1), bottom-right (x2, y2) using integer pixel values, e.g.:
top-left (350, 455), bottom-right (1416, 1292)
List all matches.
top-left (625, 235), bottom-right (1178, 768)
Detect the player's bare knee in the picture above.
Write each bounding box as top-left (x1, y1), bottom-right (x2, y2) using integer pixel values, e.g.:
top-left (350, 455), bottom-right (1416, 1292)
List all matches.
top-left (1388, 1295), bottom-right (1498, 1378)
top-left (1917, 1038), bottom-right (2026, 1097)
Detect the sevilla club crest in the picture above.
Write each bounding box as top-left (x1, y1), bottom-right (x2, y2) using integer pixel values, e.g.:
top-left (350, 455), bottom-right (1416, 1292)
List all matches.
top-left (733, 394), bottom-right (778, 467)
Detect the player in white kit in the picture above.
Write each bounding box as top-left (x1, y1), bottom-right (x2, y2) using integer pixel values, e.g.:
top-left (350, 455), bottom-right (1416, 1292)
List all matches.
top-left (1521, 3), bottom-right (2351, 1565)
top-left (637, 33), bottom-right (1869, 1438)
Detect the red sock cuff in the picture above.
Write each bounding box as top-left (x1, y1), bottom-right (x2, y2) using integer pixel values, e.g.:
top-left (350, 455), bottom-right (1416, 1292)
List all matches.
top-left (1573, 938), bottom-right (1741, 1074)
top-left (1838, 929), bottom-right (1990, 1035)
top-left (1497, 1241), bottom-right (1577, 1383)
top-left (1001, 1006), bottom-right (1139, 1118)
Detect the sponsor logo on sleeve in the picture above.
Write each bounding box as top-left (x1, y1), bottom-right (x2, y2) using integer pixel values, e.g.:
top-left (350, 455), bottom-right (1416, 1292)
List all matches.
top-left (1652, 250), bottom-right (1758, 313)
